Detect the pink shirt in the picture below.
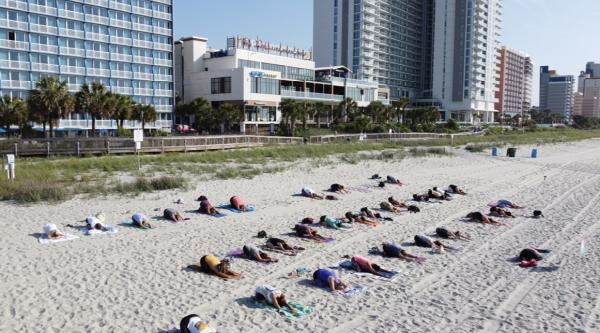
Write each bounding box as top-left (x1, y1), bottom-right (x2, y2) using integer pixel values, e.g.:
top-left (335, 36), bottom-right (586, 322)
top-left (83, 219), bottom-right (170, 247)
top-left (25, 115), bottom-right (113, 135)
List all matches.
top-left (352, 255), bottom-right (370, 269)
top-left (230, 196), bottom-right (245, 209)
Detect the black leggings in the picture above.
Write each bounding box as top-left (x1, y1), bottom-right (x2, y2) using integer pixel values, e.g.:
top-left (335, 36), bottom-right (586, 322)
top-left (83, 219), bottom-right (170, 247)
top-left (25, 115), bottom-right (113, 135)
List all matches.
top-left (199, 256), bottom-right (212, 273)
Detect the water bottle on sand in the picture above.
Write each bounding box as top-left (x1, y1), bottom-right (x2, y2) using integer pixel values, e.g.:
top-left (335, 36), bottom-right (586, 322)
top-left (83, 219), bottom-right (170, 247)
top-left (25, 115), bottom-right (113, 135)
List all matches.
top-left (580, 240), bottom-right (586, 256)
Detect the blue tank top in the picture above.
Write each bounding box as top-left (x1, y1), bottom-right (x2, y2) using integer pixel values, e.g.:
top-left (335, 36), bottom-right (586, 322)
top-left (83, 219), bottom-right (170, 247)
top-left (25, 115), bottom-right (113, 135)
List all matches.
top-left (315, 269), bottom-right (337, 286)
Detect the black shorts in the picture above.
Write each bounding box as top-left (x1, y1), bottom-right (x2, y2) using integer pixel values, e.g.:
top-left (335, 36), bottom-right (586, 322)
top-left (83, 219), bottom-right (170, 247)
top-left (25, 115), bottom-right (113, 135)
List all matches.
top-left (267, 238), bottom-right (285, 247)
top-left (199, 256), bottom-right (212, 273)
top-left (436, 227), bottom-right (450, 238)
top-left (415, 235), bottom-right (433, 248)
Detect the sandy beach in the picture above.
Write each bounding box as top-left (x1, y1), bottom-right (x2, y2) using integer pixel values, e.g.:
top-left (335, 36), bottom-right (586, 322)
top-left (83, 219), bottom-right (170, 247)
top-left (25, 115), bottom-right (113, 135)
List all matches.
top-left (2, 140), bottom-right (600, 332)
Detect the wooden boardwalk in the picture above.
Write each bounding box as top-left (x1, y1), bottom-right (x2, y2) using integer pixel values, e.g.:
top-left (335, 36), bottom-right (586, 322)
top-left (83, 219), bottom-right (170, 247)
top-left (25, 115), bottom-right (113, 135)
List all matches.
top-left (0, 132), bottom-right (474, 157)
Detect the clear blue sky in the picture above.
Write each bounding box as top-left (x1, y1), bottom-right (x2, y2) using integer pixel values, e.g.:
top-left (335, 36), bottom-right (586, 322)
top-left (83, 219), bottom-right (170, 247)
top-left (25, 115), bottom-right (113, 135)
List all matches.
top-left (174, 0), bottom-right (600, 106)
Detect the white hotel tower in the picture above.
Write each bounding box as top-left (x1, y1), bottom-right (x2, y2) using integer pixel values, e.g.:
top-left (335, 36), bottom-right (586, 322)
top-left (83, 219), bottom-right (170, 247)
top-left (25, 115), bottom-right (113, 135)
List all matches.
top-left (431, 0), bottom-right (502, 123)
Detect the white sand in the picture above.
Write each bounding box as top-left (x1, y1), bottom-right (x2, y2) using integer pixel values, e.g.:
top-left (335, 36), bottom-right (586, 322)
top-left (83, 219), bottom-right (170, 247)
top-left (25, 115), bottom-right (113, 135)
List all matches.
top-left (2, 140), bottom-right (600, 332)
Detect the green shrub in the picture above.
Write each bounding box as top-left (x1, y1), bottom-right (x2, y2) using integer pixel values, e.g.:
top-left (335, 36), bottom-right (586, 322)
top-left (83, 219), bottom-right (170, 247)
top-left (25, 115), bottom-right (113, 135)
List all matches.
top-left (9, 181), bottom-right (68, 203)
top-left (116, 128), bottom-right (133, 138)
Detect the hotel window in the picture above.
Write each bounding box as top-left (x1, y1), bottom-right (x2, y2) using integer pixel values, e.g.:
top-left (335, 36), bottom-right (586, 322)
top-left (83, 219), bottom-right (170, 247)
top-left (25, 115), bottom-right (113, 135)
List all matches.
top-left (211, 77), bottom-right (231, 94)
top-left (251, 77), bottom-right (280, 95)
top-left (239, 59), bottom-right (261, 69)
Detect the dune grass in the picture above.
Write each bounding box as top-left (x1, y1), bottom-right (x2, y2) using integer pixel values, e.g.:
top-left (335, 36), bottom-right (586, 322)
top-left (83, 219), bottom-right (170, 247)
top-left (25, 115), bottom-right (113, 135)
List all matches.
top-left (1, 127), bottom-right (599, 203)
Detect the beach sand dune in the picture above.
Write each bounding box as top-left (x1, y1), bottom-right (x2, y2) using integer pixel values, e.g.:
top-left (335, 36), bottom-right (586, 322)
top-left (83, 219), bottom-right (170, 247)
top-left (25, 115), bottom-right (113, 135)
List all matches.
top-left (1, 140), bottom-right (600, 332)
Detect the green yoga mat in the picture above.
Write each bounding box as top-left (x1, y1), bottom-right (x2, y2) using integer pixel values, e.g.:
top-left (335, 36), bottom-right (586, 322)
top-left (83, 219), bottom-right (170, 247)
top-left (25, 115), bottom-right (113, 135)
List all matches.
top-left (254, 301), bottom-right (314, 318)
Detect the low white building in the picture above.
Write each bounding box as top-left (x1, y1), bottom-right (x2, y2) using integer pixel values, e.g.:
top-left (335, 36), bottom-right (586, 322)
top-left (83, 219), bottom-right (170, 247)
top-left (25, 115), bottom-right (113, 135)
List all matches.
top-left (174, 36), bottom-right (389, 133)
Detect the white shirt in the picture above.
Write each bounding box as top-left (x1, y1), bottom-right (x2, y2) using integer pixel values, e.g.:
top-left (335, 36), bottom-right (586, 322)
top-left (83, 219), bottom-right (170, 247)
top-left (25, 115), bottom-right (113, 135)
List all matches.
top-left (43, 223), bottom-right (57, 235)
top-left (302, 187), bottom-right (314, 195)
top-left (255, 285), bottom-right (280, 305)
top-left (86, 216), bottom-right (104, 229)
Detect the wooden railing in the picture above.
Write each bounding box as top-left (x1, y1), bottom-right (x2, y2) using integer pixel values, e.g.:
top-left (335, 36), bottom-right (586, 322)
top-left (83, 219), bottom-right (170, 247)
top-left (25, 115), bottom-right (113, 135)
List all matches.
top-left (0, 132), bottom-right (482, 157)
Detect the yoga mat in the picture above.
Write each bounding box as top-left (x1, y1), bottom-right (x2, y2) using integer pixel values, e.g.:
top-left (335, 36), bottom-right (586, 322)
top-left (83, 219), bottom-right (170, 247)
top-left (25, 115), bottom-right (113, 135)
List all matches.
top-left (38, 234), bottom-right (79, 244)
top-left (343, 285), bottom-right (367, 297)
top-left (254, 301), bottom-right (314, 318)
top-left (217, 204), bottom-right (255, 213)
top-left (331, 260), bottom-right (400, 280)
top-left (121, 220), bottom-right (153, 230)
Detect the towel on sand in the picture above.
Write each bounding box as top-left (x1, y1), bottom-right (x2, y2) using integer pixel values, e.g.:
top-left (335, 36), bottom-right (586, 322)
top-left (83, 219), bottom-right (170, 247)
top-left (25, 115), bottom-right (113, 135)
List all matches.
top-left (217, 204), bottom-right (255, 213)
top-left (77, 226), bottom-right (118, 236)
top-left (343, 285), bottom-right (367, 297)
top-left (254, 301), bottom-right (314, 318)
top-left (331, 260), bottom-right (400, 280)
top-left (38, 234), bottom-right (79, 244)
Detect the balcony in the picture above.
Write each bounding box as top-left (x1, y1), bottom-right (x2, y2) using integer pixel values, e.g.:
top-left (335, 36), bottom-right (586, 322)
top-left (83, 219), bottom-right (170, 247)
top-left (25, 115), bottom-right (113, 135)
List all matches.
top-left (85, 31), bottom-right (109, 43)
top-left (154, 89), bottom-right (172, 97)
top-left (29, 4), bottom-right (58, 16)
top-left (85, 0), bottom-right (108, 7)
top-left (30, 24), bottom-right (58, 35)
top-left (0, 0), bottom-right (27, 10)
top-left (0, 19), bottom-right (29, 31)
top-left (59, 28), bottom-right (85, 39)
top-left (153, 11), bottom-right (172, 21)
top-left (154, 74), bottom-right (172, 82)
top-left (153, 42), bottom-right (172, 52)
top-left (133, 39), bottom-right (153, 49)
top-left (1, 80), bottom-right (31, 90)
top-left (86, 50), bottom-right (109, 60)
top-left (60, 65), bottom-right (86, 75)
top-left (132, 6), bottom-right (153, 17)
top-left (85, 14), bottom-right (109, 25)
top-left (87, 68), bottom-right (110, 77)
top-left (155, 105), bottom-right (172, 113)
top-left (134, 88), bottom-right (153, 96)
top-left (0, 60), bottom-right (29, 70)
top-left (60, 47), bottom-right (85, 57)
top-left (153, 0), bottom-right (171, 5)
top-left (111, 70), bottom-right (133, 79)
top-left (111, 86), bottom-right (132, 94)
top-left (280, 90), bottom-right (344, 102)
top-left (30, 43), bottom-right (59, 54)
top-left (153, 58), bottom-right (172, 67)
top-left (111, 19), bottom-right (131, 29)
top-left (132, 23), bottom-right (153, 33)
top-left (111, 53), bottom-right (133, 62)
top-left (133, 56), bottom-right (153, 65)
top-left (0, 39), bottom-right (29, 51)
top-left (153, 26), bottom-right (171, 36)
top-left (110, 0), bottom-right (131, 12)
top-left (110, 36), bottom-right (132, 46)
top-left (58, 9), bottom-right (85, 21)
top-left (31, 63), bottom-right (60, 73)
top-left (133, 72), bottom-right (153, 80)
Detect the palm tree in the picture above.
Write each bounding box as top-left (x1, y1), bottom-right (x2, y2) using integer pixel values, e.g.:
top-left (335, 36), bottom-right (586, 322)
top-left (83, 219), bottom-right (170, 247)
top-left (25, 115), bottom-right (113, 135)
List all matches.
top-left (28, 77), bottom-right (74, 138)
top-left (111, 94), bottom-right (134, 129)
top-left (392, 97), bottom-right (410, 125)
top-left (298, 102), bottom-right (313, 132)
top-left (366, 101), bottom-right (386, 124)
top-left (313, 102), bottom-right (329, 128)
top-left (338, 97), bottom-right (358, 123)
top-left (76, 82), bottom-right (113, 136)
top-left (217, 103), bottom-right (243, 133)
top-left (131, 103), bottom-right (157, 130)
top-left (280, 99), bottom-right (300, 135)
top-left (0, 95), bottom-right (28, 138)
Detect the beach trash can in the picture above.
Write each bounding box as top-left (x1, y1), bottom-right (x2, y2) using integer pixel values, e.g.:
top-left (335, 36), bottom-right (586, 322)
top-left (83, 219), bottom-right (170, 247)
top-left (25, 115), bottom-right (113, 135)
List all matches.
top-left (507, 148), bottom-right (517, 158)
top-left (491, 147), bottom-right (498, 156)
top-left (531, 148), bottom-right (538, 158)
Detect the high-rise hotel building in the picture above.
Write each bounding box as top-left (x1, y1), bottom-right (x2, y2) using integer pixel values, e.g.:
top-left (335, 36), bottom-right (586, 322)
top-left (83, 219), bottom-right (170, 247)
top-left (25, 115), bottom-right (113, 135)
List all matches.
top-left (431, 0), bottom-right (502, 123)
top-left (495, 47), bottom-right (532, 118)
top-left (315, 0), bottom-right (503, 123)
top-left (0, 0), bottom-right (174, 130)
top-left (313, 0), bottom-right (434, 100)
